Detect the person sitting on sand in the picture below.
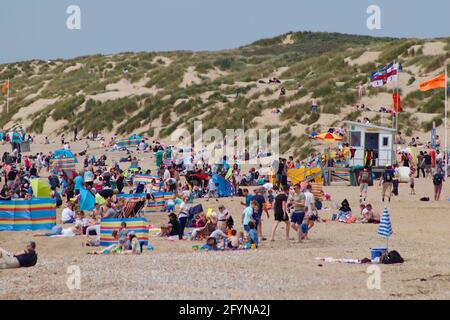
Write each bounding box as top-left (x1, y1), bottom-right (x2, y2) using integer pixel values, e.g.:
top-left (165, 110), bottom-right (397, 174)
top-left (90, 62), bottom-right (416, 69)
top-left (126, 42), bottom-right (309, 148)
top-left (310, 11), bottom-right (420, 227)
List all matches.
top-left (158, 213), bottom-right (181, 238)
top-left (89, 230), bottom-right (120, 254)
top-left (339, 199), bottom-right (352, 213)
top-left (227, 229), bottom-right (241, 250)
top-left (357, 204), bottom-right (380, 224)
top-left (123, 232), bottom-right (142, 255)
top-left (61, 201), bottom-right (75, 224)
top-left (191, 212), bottom-right (217, 240)
top-left (200, 237), bottom-right (218, 251)
top-left (0, 241), bottom-right (38, 269)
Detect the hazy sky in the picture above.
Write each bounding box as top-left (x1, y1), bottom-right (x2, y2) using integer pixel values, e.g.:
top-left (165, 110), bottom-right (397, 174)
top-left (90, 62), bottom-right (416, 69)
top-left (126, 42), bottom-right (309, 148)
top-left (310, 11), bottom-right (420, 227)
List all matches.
top-left (1, 0), bottom-right (450, 64)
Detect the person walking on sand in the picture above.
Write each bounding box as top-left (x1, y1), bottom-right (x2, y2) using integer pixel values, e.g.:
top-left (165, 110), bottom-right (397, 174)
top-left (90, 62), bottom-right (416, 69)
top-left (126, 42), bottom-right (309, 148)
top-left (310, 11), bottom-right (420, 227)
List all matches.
top-left (311, 96), bottom-right (319, 113)
top-left (433, 169), bottom-right (445, 201)
top-left (358, 166), bottom-right (371, 203)
top-left (270, 185), bottom-right (291, 241)
top-left (380, 166), bottom-right (394, 203)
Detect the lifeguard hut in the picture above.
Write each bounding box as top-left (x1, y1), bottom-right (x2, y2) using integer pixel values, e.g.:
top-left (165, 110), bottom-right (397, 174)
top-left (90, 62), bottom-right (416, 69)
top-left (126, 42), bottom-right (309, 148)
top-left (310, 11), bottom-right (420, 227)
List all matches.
top-left (345, 121), bottom-right (395, 167)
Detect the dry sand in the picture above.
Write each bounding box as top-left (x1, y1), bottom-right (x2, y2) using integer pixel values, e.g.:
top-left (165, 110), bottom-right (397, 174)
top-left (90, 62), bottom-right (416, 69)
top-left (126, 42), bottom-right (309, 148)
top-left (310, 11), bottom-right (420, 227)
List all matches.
top-left (1, 140), bottom-right (450, 300)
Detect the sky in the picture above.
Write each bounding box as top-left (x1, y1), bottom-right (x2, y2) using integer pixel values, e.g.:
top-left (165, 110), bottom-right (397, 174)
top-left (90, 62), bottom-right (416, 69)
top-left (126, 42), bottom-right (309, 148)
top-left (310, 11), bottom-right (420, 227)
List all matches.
top-left (1, 0), bottom-right (450, 64)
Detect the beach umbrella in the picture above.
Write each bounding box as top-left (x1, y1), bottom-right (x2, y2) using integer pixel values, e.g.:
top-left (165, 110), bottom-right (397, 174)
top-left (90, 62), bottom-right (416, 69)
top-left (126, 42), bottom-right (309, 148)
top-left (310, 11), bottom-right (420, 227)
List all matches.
top-left (314, 132), bottom-right (344, 142)
top-left (378, 208), bottom-right (393, 240)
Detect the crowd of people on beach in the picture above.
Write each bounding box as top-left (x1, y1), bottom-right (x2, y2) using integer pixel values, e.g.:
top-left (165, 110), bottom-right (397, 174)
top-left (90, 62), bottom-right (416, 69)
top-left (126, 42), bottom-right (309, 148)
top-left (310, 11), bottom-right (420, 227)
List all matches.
top-left (0, 120), bottom-right (448, 269)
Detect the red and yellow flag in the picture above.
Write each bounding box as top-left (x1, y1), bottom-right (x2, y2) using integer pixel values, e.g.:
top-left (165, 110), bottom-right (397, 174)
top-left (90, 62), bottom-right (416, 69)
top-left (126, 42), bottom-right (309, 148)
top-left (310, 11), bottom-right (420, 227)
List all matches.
top-left (419, 73), bottom-right (446, 92)
top-left (1, 80), bottom-right (9, 95)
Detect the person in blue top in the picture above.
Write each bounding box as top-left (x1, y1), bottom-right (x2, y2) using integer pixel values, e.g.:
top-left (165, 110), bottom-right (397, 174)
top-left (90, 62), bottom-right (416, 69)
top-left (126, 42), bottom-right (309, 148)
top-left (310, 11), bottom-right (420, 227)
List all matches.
top-left (248, 221), bottom-right (259, 248)
top-left (242, 200), bottom-right (257, 233)
top-left (73, 174), bottom-right (84, 196)
top-left (240, 188), bottom-right (254, 207)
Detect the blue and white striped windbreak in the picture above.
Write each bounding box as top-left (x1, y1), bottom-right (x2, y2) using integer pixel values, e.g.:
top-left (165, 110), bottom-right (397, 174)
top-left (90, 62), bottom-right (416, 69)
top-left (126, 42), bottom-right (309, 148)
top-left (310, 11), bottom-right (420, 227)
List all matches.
top-left (378, 208), bottom-right (393, 238)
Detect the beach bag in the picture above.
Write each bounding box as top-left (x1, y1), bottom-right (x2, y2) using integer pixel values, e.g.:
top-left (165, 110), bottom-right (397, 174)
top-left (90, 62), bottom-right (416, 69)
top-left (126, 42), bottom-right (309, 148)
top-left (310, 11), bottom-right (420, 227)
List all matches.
top-left (380, 250), bottom-right (404, 264)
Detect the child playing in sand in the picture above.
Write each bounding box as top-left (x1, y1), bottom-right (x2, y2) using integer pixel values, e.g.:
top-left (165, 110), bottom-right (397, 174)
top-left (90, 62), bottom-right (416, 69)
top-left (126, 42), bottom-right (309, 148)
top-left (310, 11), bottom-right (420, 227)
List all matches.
top-left (89, 230), bottom-right (120, 254)
top-left (227, 229), bottom-right (241, 249)
top-left (299, 220), bottom-right (309, 241)
top-left (248, 221), bottom-right (259, 248)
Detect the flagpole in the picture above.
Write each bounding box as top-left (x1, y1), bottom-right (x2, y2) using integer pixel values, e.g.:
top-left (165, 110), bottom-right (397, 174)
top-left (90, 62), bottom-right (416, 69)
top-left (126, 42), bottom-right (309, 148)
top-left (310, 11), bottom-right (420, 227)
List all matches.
top-left (445, 64), bottom-right (448, 177)
top-left (6, 78), bottom-right (9, 113)
top-left (395, 60), bottom-right (400, 135)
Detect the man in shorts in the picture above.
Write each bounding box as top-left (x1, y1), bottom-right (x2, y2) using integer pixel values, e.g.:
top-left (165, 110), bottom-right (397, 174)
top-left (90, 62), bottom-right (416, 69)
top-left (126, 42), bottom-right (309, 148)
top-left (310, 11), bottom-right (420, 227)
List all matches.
top-left (0, 241), bottom-right (38, 269)
top-left (270, 185), bottom-right (291, 241)
top-left (358, 166), bottom-right (371, 203)
top-left (289, 184), bottom-right (306, 243)
top-left (380, 166), bottom-right (394, 202)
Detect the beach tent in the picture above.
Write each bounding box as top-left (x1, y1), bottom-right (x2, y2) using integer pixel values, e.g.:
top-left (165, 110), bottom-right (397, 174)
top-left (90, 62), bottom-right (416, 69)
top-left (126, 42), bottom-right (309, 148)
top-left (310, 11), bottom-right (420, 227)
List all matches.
top-left (30, 179), bottom-right (51, 198)
top-left (100, 217), bottom-right (149, 246)
top-left (9, 131), bottom-right (23, 144)
top-left (95, 193), bottom-right (106, 205)
top-left (53, 149), bottom-right (76, 158)
top-left (0, 198), bottom-right (56, 231)
top-left (211, 174), bottom-right (234, 197)
top-left (115, 134), bottom-right (143, 148)
top-left (79, 188), bottom-right (96, 211)
top-left (51, 149), bottom-right (78, 171)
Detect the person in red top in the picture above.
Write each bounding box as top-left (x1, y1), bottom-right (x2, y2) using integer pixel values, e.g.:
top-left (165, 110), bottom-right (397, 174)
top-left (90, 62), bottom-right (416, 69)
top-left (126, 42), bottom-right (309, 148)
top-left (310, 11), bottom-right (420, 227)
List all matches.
top-left (287, 156), bottom-right (295, 169)
top-left (24, 156), bottom-right (31, 171)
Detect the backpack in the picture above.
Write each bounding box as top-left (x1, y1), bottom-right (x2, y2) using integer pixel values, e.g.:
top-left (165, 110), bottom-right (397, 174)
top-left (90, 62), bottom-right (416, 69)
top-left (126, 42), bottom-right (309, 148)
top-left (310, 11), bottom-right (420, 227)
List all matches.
top-left (384, 171), bottom-right (393, 183)
top-left (433, 174), bottom-right (443, 186)
top-left (380, 250), bottom-right (404, 264)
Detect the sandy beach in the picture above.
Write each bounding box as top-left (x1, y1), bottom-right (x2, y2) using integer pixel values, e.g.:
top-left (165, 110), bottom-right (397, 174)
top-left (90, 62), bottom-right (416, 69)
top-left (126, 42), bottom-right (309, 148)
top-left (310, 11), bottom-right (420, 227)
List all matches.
top-left (1, 139), bottom-right (450, 300)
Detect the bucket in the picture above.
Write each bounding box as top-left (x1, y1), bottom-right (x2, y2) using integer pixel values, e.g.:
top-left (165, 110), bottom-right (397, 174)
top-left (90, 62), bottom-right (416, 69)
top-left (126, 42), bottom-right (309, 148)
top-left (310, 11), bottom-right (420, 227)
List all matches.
top-left (371, 247), bottom-right (387, 260)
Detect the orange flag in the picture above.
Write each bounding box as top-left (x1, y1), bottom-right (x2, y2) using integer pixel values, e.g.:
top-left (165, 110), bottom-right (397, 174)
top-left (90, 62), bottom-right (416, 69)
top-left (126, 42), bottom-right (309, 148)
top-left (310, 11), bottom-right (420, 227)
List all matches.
top-left (1, 80), bottom-right (9, 95)
top-left (419, 73), bottom-right (446, 92)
